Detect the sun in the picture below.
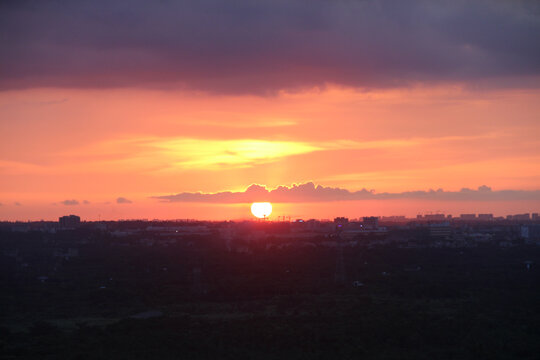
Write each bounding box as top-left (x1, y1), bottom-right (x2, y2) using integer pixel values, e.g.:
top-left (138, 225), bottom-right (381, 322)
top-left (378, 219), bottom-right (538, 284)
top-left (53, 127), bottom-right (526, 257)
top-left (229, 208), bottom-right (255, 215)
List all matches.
top-left (251, 202), bottom-right (272, 219)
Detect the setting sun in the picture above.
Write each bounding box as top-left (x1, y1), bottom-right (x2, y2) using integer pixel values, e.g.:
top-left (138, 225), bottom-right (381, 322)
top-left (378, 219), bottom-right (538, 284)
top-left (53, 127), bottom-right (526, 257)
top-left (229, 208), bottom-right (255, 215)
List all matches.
top-left (251, 202), bottom-right (272, 219)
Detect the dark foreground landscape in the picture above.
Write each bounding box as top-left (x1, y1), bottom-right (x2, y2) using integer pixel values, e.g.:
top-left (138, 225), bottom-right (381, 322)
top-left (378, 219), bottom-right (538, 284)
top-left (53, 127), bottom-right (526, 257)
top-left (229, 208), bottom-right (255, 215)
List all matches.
top-left (1, 220), bottom-right (539, 359)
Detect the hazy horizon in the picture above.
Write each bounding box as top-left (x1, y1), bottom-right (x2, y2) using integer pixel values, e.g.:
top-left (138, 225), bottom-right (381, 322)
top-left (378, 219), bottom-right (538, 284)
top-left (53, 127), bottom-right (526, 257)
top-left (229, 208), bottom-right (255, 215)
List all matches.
top-left (1, 0), bottom-right (539, 221)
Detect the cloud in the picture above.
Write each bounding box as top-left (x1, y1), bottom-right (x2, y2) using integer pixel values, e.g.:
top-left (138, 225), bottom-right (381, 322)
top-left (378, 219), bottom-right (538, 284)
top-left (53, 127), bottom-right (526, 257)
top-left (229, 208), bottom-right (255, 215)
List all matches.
top-left (152, 182), bottom-right (540, 203)
top-left (116, 197), bottom-right (133, 204)
top-left (1, 0), bottom-right (539, 93)
top-left (14, 202), bottom-right (22, 206)
top-left (61, 199), bottom-right (79, 206)
top-left (83, 200), bottom-right (90, 204)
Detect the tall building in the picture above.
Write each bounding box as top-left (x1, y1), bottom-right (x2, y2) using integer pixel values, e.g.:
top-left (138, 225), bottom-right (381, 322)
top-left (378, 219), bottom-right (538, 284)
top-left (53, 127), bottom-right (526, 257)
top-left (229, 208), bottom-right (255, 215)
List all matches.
top-left (362, 216), bottom-right (379, 229)
top-left (59, 215), bottom-right (80, 228)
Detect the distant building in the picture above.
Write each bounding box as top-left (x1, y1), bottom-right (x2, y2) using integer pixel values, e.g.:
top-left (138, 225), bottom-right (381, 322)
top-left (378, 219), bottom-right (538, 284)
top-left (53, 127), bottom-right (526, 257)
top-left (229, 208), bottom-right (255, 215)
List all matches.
top-left (59, 215), bottom-right (80, 228)
top-left (512, 214), bottom-right (530, 221)
top-left (362, 216), bottom-right (379, 229)
top-left (424, 214), bottom-right (446, 221)
top-left (334, 217), bottom-right (349, 230)
top-left (429, 222), bottom-right (451, 239)
top-left (521, 224), bottom-right (540, 243)
top-left (460, 214), bottom-right (476, 220)
top-left (478, 214), bottom-right (493, 221)
top-left (380, 216), bottom-right (406, 222)
top-left (533, 213), bottom-right (539, 221)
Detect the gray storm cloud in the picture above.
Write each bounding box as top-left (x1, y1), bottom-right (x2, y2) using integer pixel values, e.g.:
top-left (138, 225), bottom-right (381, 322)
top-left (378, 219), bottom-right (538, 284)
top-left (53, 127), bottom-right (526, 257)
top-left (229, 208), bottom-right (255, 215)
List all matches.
top-left (1, 0), bottom-right (539, 93)
top-left (152, 183), bottom-right (540, 203)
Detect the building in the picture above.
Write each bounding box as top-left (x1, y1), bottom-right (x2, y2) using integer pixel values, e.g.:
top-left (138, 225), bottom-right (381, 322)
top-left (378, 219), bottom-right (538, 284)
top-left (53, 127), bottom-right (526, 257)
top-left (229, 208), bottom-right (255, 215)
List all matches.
top-left (424, 214), bottom-right (446, 221)
top-left (362, 216), bottom-right (379, 229)
top-left (521, 224), bottom-right (540, 244)
top-left (460, 214), bottom-right (476, 220)
top-left (334, 217), bottom-right (349, 230)
top-left (59, 215), bottom-right (81, 228)
top-left (478, 214), bottom-right (493, 221)
top-left (380, 216), bottom-right (406, 223)
top-left (429, 222), bottom-right (451, 239)
top-left (512, 214), bottom-right (531, 221)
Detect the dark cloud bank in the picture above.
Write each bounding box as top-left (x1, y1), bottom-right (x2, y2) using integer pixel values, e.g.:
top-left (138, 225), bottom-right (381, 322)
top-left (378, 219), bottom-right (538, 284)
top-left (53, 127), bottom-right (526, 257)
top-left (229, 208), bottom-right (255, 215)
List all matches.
top-left (153, 182), bottom-right (540, 203)
top-left (1, 0), bottom-right (539, 93)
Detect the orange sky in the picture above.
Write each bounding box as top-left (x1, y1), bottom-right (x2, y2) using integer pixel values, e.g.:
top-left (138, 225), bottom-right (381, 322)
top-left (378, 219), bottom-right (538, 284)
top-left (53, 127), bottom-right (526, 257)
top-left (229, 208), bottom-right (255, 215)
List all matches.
top-left (1, 85), bottom-right (539, 221)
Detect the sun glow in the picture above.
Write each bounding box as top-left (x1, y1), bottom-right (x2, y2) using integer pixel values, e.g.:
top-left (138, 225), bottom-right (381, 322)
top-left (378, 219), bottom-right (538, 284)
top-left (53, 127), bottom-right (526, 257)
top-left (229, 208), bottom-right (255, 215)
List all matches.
top-left (251, 202), bottom-right (272, 219)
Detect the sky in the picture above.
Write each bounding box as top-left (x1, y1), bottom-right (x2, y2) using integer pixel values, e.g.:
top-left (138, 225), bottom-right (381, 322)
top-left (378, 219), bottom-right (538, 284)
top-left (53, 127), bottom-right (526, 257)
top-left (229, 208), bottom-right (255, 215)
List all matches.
top-left (1, 0), bottom-right (539, 221)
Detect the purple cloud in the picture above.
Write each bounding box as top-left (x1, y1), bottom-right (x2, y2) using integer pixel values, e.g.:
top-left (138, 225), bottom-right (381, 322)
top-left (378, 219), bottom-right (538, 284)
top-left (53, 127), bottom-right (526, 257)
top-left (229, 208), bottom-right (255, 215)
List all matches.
top-left (152, 182), bottom-right (540, 203)
top-left (116, 197), bottom-right (133, 204)
top-left (61, 199), bottom-right (79, 206)
top-left (1, 0), bottom-right (539, 93)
